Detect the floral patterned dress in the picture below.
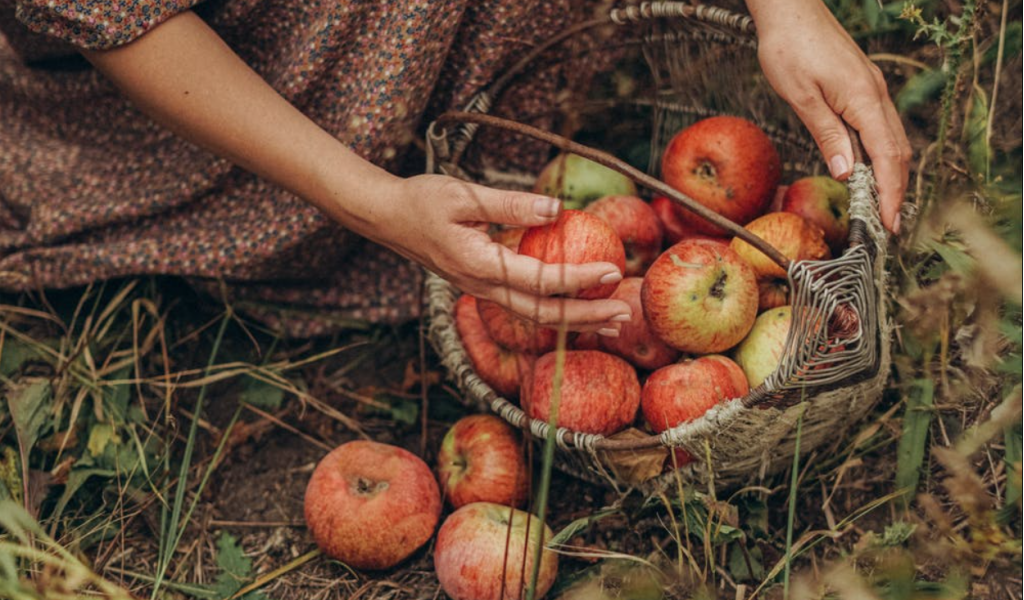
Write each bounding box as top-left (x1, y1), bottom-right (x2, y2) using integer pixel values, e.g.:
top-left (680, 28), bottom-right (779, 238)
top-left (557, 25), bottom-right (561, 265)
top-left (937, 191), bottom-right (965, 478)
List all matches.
top-left (0, 0), bottom-right (608, 336)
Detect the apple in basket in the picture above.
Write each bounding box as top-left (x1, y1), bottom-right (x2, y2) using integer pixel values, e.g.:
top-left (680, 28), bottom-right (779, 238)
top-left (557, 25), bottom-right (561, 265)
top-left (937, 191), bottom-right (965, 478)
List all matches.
top-left (533, 152), bottom-right (637, 210)
top-left (598, 277), bottom-right (680, 371)
top-left (583, 195), bottom-right (664, 276)
top-left (437, 415), bottom-right (529, 509)
top-left (303, 441), bottom-right (441, 570)
top-left (733, 305), bottom-right (793, 388)
top-left (660, 115), bottom-right (781, 236)
top-left (781, 175), bottom-right (851, 255)
top-left (642, 355), bottom-right (750, 466)
top-left (641, 239), bottom-right (759, 354)
top-left (518, 209), bottom-right (626, 300)
top-left (521, 350), bottom-right (641, 436)
top-left (455, 295), bottom-right (535, 398)
top-left (650, 195), bottom-right (731, 246)
top-left (434, 502), bottom-right (558, 600)
top-left (476, 298), bottom-right (558, 355)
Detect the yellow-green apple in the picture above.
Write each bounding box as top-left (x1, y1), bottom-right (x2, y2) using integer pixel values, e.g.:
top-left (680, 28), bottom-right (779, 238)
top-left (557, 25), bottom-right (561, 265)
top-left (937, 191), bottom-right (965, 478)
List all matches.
top-left (437, 415), bottom-right (529, 509)
top-left (661, 116), bottom-right (781, 235)
top-left (476, 298), bottom-right (557, 355)
top-left (455, 295), bottom-right (534, 399)
top-left (730, 212), bottom-right (830, 283)
top-left (598, 277), bottom-right (680, 370)
top-left (521, 350), bottom-right (641, 436)
top-left (533, 152), bottom-right (637, 210)
top-left (641, 239), bottom-right (759, 353)
top-left (733, 305), bottom-right (792, 388)
top-left (781, 176), bottom-right (850, 254)
top-left (518, 209), bottom-right (626, 300)
top-left (584, 195), bottom-right (664, 276)
top-left (303, 441), bottom-right (440, 570)
top-left (650, 196), bottom-right (731, 246)
top-left (434, 502), bottom-right (558, 600)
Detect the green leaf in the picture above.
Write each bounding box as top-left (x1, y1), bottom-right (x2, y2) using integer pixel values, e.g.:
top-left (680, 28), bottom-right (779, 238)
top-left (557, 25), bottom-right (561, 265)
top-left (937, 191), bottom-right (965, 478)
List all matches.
top-left (50, 467), bottom-right (116, 522)
top-left (728, 543), bottom-right (764, 581)
top-left (239, 376), bottom-right (285, 411)
top-left (1004, 421), bottom-right (1022, 509)
top-left (0, 339), bottom-right (40, 378)
top-left (371, 393), bottom-right (419, 426)
top-left (983, 21), bottom-right (1022, 65)
top-left (880, 522), bottom-right (917, 546)
top-left (548, 508), bottom-right (621, 547)
top-left (7, 379), bottom-right (52, 460)
top-left (896, 68), bottom-right (947, 113)
top-left (210, 532), bottom-right (266, 600)
top-left (0, 447), bottom-right (20, 503)
top-left (87, 423), bottom-right (121, 458)
top-left (895, 379), bottom-right (935, 508)
top-left (103, 366), bottom-right (132, 421)
top-left (964, 88), bottom-right (991, 180)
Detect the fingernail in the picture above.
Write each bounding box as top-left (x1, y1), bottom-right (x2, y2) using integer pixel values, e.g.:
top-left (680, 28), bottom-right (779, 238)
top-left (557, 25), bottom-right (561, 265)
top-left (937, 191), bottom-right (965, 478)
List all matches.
top-left (599, 271), bottom-right (623, 285)
top-left (893, 214), bottom-right (901, 235)
top-left (829, 155), bottom-right (849, 178)
top-left (597, 327), bottom-right (620, 338)
top-left (534, 197), bottom-right (560, 218)
top-left (611, 313), bottom-right (632, 322)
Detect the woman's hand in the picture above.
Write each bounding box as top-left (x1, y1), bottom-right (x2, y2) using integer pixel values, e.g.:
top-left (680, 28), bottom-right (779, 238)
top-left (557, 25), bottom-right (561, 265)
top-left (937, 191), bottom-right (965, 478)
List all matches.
top-left (746, 0), bottom-right (912, 234)
top-left (372, 174), bottom-right (632, 334)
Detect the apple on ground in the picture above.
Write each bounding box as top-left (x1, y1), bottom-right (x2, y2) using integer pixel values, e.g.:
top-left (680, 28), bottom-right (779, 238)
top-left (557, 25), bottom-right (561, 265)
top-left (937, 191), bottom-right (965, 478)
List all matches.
top-left (733, 305), bottom-right (792, 388)
top-left (456, 295), bottom-right (535, 399)
top-left (476, 298), bottom-right (557, 355)
top-left (518, 209), bottom-right (626, 300)
top-left (521, 350), bottom-right (641, 436)
top-left (584, 195), bottom-right (664, 276)
top-left (781, 175), bottom-right (850, 254)
top-left (641, 239), bottom-right (759, 354)
top-left (434, 502), bottom-right (558, 600)
top-left (730, 212), bottom-right (830, 282)
top-left (661, 115), bottom-right (781, 236)
top-left (650, 196), bottom-right (731, 246)
top-left (437, 415), bottom-right (529, 509)
top-left (533, 152), bottom-right (637, 210)
top-left (304, 441), bottom-right (440, 570)
top-left (598, 277), bottom-right (680, 370)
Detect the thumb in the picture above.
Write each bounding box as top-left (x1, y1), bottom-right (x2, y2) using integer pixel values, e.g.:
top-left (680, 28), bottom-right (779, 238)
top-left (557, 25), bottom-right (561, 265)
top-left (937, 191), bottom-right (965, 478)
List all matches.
top-left (464, 187), bottom-right (563, 227)
top-left (792, 95), bottom-right (856, 181)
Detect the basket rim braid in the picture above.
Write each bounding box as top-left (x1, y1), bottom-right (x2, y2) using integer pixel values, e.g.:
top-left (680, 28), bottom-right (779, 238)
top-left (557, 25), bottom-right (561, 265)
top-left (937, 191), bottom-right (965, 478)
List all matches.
top-left (423, 2), bottom-right (893, 489)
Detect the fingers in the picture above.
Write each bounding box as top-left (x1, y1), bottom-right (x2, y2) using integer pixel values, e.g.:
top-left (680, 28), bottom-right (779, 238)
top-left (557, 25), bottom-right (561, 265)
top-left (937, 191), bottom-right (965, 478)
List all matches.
top-left (791, 89), bottom-right (856, 181)
top-left (480, 246), bottom-right (625, 298)
top-left (877, 88), bottom-right (912, 234)
top-left (452, 182), bottom-right (564, 228)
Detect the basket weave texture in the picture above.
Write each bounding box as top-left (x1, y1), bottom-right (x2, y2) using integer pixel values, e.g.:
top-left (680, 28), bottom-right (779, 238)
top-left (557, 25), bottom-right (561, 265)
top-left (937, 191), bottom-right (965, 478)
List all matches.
top-left (424, 2), bottom-right (893, 493)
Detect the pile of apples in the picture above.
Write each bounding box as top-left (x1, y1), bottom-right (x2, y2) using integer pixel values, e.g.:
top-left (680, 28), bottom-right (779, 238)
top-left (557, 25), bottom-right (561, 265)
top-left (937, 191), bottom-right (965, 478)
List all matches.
top-left (462, 115), bottom-right (851, 464)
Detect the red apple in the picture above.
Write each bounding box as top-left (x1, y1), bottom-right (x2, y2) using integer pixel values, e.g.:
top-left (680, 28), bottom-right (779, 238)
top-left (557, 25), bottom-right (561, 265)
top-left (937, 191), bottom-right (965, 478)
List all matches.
top-left (701, 354), bottom-right (751, 397)
top-left (569, 331), bottom-right (601, 350)
top-left (598, 277), bottom-right (680, 370)
top-left (533, 152), bottom-right (637, 210)
top-left (641, 355), bottom-right (749, 434)
top-left (434, 502), bottom-right (558, 600)
top-left (584, 195), bottom-right (664, 276)
top-left (781, 176), bottom-right (850, 254)
top-left (650, 196), bottom-right (731, 246)
top-left (490, 226), bottom-right (527, 251)
top-left (661, 116), bottom-right (781, 235)
top-left (730, 212), bottom-right (831, 282)
top-left (733, 305), bottom-right (792, 388)
top-left (521, 350), bottom-right (641, 436)
top-left (456, 296), bottom-right (535, 398)
top-left (476, 298), bottom-right (558, 355)
top-left (437, 415), bottom-right (529, 509)
top-left (518, 209), bottom-right (626, 300)
top-left (304, 441), bottom-right (441, 570)
top-left (758, 279), bottom-right (790, 311)
top-left (641, 239), bottom-right (759, 353)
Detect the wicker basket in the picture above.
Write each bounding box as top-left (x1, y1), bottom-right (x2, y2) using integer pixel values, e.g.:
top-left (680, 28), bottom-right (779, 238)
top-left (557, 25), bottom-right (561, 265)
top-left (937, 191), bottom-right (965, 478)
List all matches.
top-left (424, 2), bottom-right (893, 493)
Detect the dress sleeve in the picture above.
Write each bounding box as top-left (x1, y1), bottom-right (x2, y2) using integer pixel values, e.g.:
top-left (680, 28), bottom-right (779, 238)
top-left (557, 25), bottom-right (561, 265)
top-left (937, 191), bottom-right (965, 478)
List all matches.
top-left (14, 0), bottom-right (205, 50)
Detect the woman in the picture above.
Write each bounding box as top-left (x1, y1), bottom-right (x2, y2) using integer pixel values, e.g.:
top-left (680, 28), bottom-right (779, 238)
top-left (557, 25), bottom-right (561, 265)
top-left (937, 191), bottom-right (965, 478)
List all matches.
top-left (0, 0), bottom-right (910, 337)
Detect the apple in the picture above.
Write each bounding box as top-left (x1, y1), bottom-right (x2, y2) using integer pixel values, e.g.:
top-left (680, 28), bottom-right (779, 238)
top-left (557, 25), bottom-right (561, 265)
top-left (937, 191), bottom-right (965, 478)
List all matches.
top-left (584, 195), bottom-right (664, 276)
top-left (641, 239), bottom-right (759, 353)
top-left (661, 116), bottom-right (781, 236)
top-left (455, 295), bottom-right (534, 399)
top-left (490, 226), bottom-right (527, 251)
top-left (781, 176), bottom-right (850, 254)
top-left (758, 279), bottom-right (790, 311)
top-left (533, 152), bottom-right (637, 210)
top-left (569, 331), bottom-right (601, 350)
top-left (730, 212), bottom-right (830, 282)
top-left (598, 277), bottom-right (680, 370)
top-left (303, 441), bottom-right (441, 570)
top-left (521, 350), bottom-right (641, 436)
top-left (701, 354), bottom-right (751, 397)
top-left (650, 196), bottom-right (731, 246)
top-left (434, 502), bottom-right (558, 600)
top-left (437, 415), bottom-right (529, 509)
top-left (641, 355), bottom-right (749, 434)
top-left (476, 298), bottom-right (558, 355)
top-left (733, 305), bottom-right (792, 388)
top-left (518, 209), bottom-right (626, 300)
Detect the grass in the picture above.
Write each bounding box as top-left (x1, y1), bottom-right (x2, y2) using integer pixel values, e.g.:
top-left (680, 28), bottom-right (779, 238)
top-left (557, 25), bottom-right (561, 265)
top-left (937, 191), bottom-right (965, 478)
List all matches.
top-left (1, 1), bottom-right (1022, 599)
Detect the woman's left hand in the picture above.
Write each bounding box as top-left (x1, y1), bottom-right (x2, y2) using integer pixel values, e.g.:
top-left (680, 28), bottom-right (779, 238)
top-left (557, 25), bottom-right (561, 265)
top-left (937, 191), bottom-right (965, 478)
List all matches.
top-left (746, 0), bottom-right (912, 234)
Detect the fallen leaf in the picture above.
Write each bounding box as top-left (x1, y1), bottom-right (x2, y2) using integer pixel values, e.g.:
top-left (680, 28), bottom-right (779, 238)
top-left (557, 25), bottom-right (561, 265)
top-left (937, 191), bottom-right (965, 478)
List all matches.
top-left (600, 428), bottom-right (668, 485)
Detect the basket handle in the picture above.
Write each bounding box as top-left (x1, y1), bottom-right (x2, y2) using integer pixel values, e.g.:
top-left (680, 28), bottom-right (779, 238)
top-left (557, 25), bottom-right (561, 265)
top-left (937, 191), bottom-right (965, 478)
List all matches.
top-left (434, 110), bottom-right (793, 271)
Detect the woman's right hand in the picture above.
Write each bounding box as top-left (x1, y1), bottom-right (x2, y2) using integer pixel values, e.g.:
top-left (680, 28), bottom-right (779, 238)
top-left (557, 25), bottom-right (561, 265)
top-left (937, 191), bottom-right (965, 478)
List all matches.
top-left (373, 174), bottom-right (633, 335)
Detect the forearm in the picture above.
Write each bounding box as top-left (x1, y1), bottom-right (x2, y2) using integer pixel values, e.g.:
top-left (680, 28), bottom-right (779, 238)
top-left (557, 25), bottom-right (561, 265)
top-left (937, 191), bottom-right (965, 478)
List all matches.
top-left (81, 11), bottom-right (398, 239)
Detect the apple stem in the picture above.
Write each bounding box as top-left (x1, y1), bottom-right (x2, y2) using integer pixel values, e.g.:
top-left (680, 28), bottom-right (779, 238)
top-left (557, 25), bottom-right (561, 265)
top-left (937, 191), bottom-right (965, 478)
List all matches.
top-left (434, 111), bottom-right (793, 272)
